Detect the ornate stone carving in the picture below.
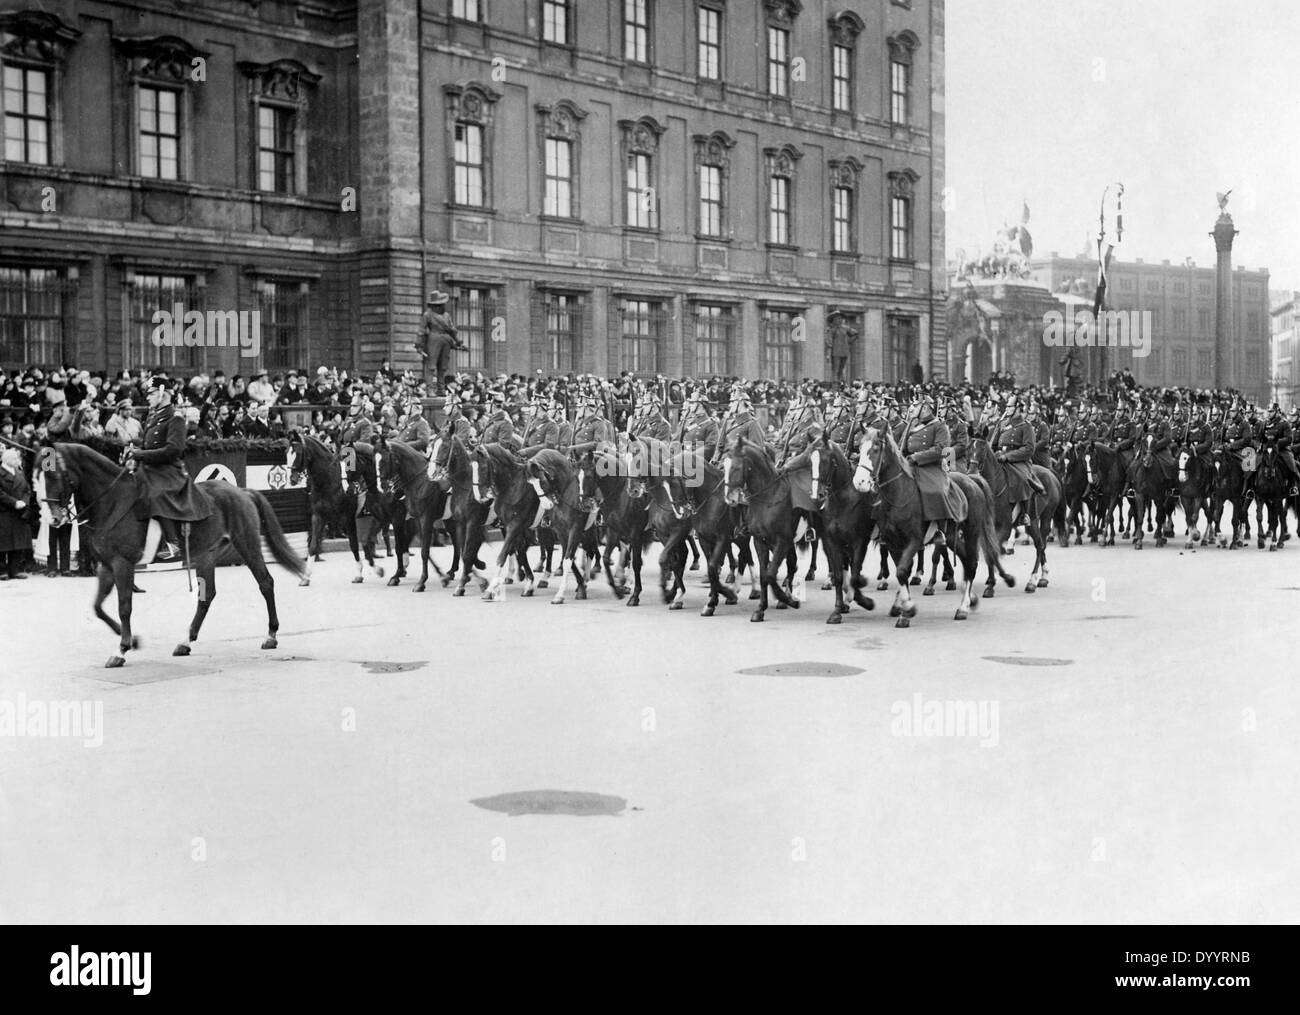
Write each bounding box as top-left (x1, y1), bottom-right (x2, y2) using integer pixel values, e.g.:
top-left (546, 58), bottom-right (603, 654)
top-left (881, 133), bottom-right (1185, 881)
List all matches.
top-left (114, 35), bottom-right (211, 83)
top-left (0, 11), bottom-right (81, 64)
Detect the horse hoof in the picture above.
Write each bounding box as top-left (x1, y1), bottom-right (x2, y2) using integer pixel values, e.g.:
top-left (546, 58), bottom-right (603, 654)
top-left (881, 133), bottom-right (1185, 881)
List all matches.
top-left (440, 576), bottom-right (452, 588)
top-left (1037, 578), bottom-right (1049, 588)
top-left (876, 580), bottom-right (888, 591)
top-left (862, 598), bottom-right (875, 611)
top-left (452, 588), bottom-right (466, 597)
top-left (827, 613), bottom-right (842, 625)
top-left (551, 597), bottom-right (565, 606)
top-left (1269, 544), bottom-right (1277, 552)
top-left (1025, 583), bottom-right (1036, 594)
top-left (105, 656), bottom-right (124, 669)
top-left (503, 577), bottom-right (514, 585)
top-left (173, 644), bottom-right (190, 656)
top-left (375, 567), bottom-right (385, 578)
top-left (889, 605), bottom-right (901, 618)
top-left (628, 596), bottom-right (640, 607)
top-left (299, 578), bottom-right (311, 587)
top-left (386, 576), bottom-right (400, 587)
top-left (789, 600), bottom-right (800, 610)
top-left (982, 587), bottom-right (995, 599)
top-left (413, 584), bottom-right (426, 593)
top-left (351, 576), bottom-right (363, 584)
top-left (750, 612), bottom-right (764, 623)
top-left (909, 576), bottom-right (921, 586)
top-left (521, 589), bottom-right (534, 597)
top-left (689, 562), bottom-right (700, 572)
top-left (749, 590), bottom-right (761, 600)
top-left (839, 603), bottom-right (850, 614)
top-left (725, 572), bottom-right (736, 584)
top-left (922, 587), bottom-right (935, 597)
top-left (954, 609), bottom-right (968, 621)
top-left (537, 580), bottom-right (548, 589)
top-left (945, 580), bottom-right (956, 592)
top-left (775, 602), bottom-right (788, 610)
top-left (261, 638), bottom-right (277, 650)
top-left (576, 588), bottom-right (587, 601)
top-left (895, 617), bottom-right (910, 629)
top-left (701, 606), bottom-right (715, 617)
top-left (821, 581), bottom-right (834, 591)
top-left (669, 601), bottom-right (682, 611)
top-left (313, 555), bottom-right (324, 563)
top-left (1258, 541), bottom-right (1266, 550)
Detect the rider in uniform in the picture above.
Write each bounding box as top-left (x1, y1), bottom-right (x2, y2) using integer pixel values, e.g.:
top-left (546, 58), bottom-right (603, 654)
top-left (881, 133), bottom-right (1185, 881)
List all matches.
top-left (776, 385), bottom-right (823, 466)
top-left (902, 392), bottom-right (959, 548)
top-left (711, 387), bottom-right (766, 464)
top-left (944, 396), bottom-right (971, 469)
top-left (991, 396), bottom-right (1044, 524)
top-left (1027, 400), bottom-right (1052, 470)
top-left (675, 388), bottom-right (719, 456)
top-left (130, 376), bottom-right (211, 565)
top-left (628, 392), bottom-right (671, 443)
top-left (396, 399), bottom-right (431, 443)
top-left (1259, 402), bottom-right (1300, 495)
top-left (518, 396), bottom-right (560, 459)
top-left (569, 392), bottom-right (619, 457)
top-left (478, 390), bottom-right (517, 451)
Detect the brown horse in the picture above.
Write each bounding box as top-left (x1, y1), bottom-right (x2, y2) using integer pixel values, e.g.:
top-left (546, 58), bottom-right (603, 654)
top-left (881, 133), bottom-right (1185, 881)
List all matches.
top-left (41, 443), bottom-right (305, 667)
top-left (722, 439), bottom-right (799, 622)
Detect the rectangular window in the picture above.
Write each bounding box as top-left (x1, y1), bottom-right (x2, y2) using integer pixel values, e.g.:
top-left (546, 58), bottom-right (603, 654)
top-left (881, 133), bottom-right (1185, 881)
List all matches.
top-left (1172, 348), bottom-right (1188, 378)
top-left (454, 122), bottom-right (484, 206)
top-left (1173, 308), bottom-right (1187, 331)
top-left (769, 175), bottom-right (790, 245)
top-left (129, 273), bottom-right (202, 370)
top-left (1247, 312), bottom-right (1260, 337)
top-left (626, 151), bottom-right (655, 228)
top-left (832, 44), bottom-right (852, 112)
top-left (1197, 282), bottom-right (1211, 296)
top-left (624, 0), bottom-right (649, 63)
top-left (699, 163), bottom-right (722, 237)
top-left (621, 299), bottom-right (662, 374)
top-left (1173, 281), bottom-right (1186, 294)
top-left (138, 85), bottom-right (180, 180)
top-left (697, 6), bottom-right (721, 80)
top-left (762, 310), bottom-right (799, 380)
top-left (1198, 308), bottom-right (1211, 332)
top-left (546, 293), bottom-right (579, 372)
top-left (891, 195), bottom-right (911, 260)
top-left (1145, 279), bottom-right (1159, 292)
top-left (259, 280), bottom-right (309, 373)
top-left (542, 0), bottom-right (569, 44)
top-left (257, 104), bottom-right (296, 193)
top-left (452, 0), bottom-right (481, 21)
top-left (1247, 350), bottom-right (1261, 378)
top-left (544, 137), bottom-right (572, 217)
top-left (887, 315), bottom-right (918, 383)
top-left (0, 266), bottom-right (72, 366)
top-left (3, 64), bottom-right (50, 165)
top-left (1119, 277), bottom-right (1134, 291)
top-left (453, 286), bottom-right (498, 372)
top-left (890, 59), bottom-right (909, 124)
top-left (833, 186), bottom-right (854, 253)
top-left (1197, 350), bottom-right (1211, 378)
top-left (693, 304), bottom-right (732, 375)
top-left (768, 27), bottom-right (789, 97)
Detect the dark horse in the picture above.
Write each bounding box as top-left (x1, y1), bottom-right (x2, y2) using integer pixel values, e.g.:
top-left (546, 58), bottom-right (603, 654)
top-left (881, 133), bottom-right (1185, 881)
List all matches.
top-left (472, 442), bottom-right (542, 600)
top-left (784, 436), bottom-right (876, 624)
top-left (722, 439), bottom-right (800, 622)
top-left (287, 433), bottom-right (384, 585)
top-left (854, 428), bottom-right (1011, 626)
top-left (1128, 433), bottom-right (1176, 550)
top-left (1252, 444), bottom-right (1291, 551)
top-left (966, 437), bottom-right (1065, 593)
top-left (41, 443), bottom-right (305, 667)
top-left (1209, 443), bottom-right (1250, 549)
top-left (377, 437), bottom-right (451, 592)
top-left (524, 449), bottom-right (599, 604)
top-left (427, 431), bottom-right (493, 596)
top-left (1175, 445), bottom-right (1215, 549)
top-left (576, 448), bottom-right (651, 607)
top-left (1083, 442), bottom-right (1128, 547)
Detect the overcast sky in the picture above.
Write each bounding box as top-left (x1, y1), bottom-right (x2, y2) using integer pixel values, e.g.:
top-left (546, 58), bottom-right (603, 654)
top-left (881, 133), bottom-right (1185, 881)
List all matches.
top-left (946, 0), bottom-right (1300, 292)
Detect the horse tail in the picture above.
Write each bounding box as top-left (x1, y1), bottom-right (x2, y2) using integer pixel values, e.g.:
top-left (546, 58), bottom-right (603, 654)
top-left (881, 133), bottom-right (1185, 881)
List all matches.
top-left (968, 473), bottom-right (1015, 588)
top-left (251, 490), bottom-right (308, 579)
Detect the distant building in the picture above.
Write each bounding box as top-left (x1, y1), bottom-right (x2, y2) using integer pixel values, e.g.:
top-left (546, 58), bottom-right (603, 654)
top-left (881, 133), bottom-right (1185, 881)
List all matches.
top-left (1270, 291), bottom-right (1300, 409)
top-left (0, 0), bottom-right (949, 384)
top-left (1029, 253), bottom-right (1271, 401)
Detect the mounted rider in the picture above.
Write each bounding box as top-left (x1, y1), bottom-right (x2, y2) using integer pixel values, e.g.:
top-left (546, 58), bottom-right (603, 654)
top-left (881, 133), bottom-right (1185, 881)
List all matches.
top-left (902, 391), bottom-right (963, 548)
top-left (517, 395), bottom-right (560, 459)
top-left (990, 394), bottom-right (1045, 522)
top-left (1259, 402), bottom-right (1300, 495)
top-left (129, 375), bottom-right (212, 565)
top-left (944, 395), bottom-right (971, 468)
top-left (627, 391), bottom-right (671, 442)
top-left (824, 391), bottom-right (854, 448)
top-left (1026, 400), bottom-right (1052, 470)
top-left (478, 389), bottom-right (518, 451)
top-left (675, 388), bottom-right (719, 455)
top-left (1131, 401), bottom-right (1177, 492)
top-left (710, 386), bottom-right (765, 464)
top-left (1181, 403), bottom-right (1215, 476)
top-left (776, 384), bottom-right (824, 466)
top-left (568, 391), bottom-right (619, 457)
top-left (396, 399), bottom-right (431, 443)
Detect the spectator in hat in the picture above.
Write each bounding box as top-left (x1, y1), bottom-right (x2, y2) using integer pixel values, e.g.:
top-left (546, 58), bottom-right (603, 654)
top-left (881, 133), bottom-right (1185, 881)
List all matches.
top-left (247, 369), bottom-right (275, 406)
top-left (0, 446), bottom-right (34, 581)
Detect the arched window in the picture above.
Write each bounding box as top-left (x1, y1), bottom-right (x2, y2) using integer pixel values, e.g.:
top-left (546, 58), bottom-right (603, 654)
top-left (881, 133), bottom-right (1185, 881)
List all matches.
top-left (444, 82), bottom-right (501, 209)
top-left (536, 99), bottom-right (587, 219)
top-left (693, 130), bottom-right (735, 239)
top-left (887, 30), bottom-right (919, 125)
top-left (764, 144), bottom-right (803, 247)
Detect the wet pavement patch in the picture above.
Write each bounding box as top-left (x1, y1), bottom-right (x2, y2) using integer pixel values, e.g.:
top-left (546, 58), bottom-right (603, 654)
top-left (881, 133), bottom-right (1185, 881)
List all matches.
top-left (358, 661), bottom-right (428, 674)
top-left (736, 662), bottom-right (865, 677)
top-left (983, 656), bottom-right (1074, 667)
top-left (94, 664), bottom-right (217, 685)
top-left (471, 790), bottom-right (627, 817)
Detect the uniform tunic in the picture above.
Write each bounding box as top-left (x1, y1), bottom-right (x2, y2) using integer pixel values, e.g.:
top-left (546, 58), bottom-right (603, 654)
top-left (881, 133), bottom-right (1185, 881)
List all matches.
top-left (0, 464), bottom-right (33, 552)
top-left (904, 417), bottom-right (964, 520)
top-left (133, 405), bottom-right (210, 522)
top-left (991, 416), bottom-right (1038, 503)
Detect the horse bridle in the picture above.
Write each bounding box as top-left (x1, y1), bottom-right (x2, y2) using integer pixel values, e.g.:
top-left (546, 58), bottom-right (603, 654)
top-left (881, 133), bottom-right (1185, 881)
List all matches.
top-left (40, 446), bottom-right (133, 528)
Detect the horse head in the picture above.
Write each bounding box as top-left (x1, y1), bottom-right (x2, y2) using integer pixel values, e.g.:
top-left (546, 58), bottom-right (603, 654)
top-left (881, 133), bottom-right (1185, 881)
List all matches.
top-left (1177, 448), bottom-right (1190, 484)
top-left (574, 452), bottom-right (603, 512)
top-left (722, 438), bottom-right (757, 506)
top-left (852, 427), bottom-right (886, 493)
top-left (468, 445), bottom-right (498, 504)
top-left (426, 434), bottom-right (449, 487)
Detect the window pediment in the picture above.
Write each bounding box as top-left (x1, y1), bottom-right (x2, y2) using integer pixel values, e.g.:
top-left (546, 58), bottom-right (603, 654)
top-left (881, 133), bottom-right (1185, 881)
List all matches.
top-left (0, 10), bottom-right (81, 64)
top-left (237, 59), bottom-right (321, 103)
top-left (114, 34), bottom-right (211, 83)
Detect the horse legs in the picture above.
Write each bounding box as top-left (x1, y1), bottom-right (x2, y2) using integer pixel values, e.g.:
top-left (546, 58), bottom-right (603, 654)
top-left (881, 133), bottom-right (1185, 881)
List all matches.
top-left (92, 563), bottom-right (122, 639)
top-left (687, 534), bottom-right (701, 571)
top-left (750, 538), bottom-right (771, 622)
top-left (767, 538), bottom-right (799, 611)
top-left (629, 537), bottom-right (644, 607)
top-left (876, 542), bottom-right (891, 591)
top-left (889, 540), bottom-right (920, 628)
top-left (602, 534), bottom-right (625, 599)
top-left (453, 520), bottom-right (485, 597)
top-left (805, 533), bottom-right (819, 582)
top-left (105, 557), bottom-right (137, 667)
top-left (174, 560), bottom-right (216, 656)
top-left (824, 535), bottom-right (848, 624)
